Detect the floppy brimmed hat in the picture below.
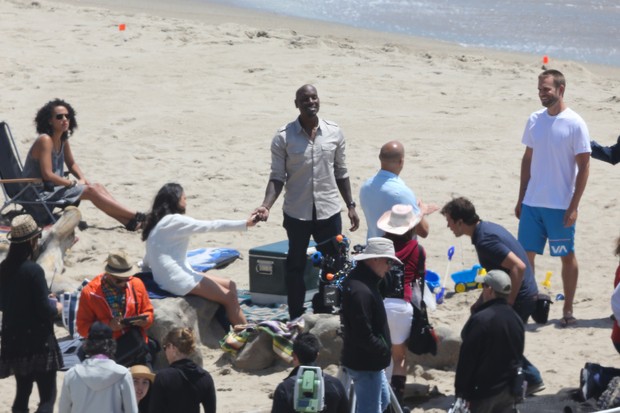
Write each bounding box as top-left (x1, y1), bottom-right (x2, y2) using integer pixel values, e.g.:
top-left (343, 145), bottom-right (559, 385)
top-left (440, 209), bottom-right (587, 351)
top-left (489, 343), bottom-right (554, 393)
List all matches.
top-left (475, 269), bottom-right (512, 294)
top-left (130, 365), bottom-right (155, 383)
top-left (354, 237), bottom-right (402, 264)
top-left (377, 204), bottom-right (422, 236)
top-left (6, 214), bottom-right (42, 243)
top-left (104, 250), bottom-right (136, 278)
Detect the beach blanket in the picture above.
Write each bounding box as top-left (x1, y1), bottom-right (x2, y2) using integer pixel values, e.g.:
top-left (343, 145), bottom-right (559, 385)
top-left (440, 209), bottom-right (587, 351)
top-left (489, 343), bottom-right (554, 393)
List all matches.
top-left (238, 289), bottom-right (295, 322)
top-left (219, 317), bottom-right (305, 363)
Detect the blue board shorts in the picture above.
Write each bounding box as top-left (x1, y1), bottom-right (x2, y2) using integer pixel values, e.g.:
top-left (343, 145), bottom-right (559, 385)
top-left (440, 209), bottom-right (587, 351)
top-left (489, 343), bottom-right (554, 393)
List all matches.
top-left (518, 204), bottom-right (575, 256)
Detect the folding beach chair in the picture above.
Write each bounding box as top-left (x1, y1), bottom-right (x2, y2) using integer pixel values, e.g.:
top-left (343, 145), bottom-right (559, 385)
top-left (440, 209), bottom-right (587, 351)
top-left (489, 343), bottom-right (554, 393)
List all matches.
top-left (0, 121), bottom-right (71, 224)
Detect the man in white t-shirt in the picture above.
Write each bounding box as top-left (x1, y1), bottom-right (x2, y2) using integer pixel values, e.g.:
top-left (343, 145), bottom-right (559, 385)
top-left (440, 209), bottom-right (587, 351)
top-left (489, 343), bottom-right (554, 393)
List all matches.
top-left (515, 69), bottom-right (591, 328)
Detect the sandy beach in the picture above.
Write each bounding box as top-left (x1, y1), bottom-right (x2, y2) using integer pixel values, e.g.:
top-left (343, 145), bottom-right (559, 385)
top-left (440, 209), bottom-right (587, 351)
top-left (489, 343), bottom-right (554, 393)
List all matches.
top-left (1, 0), bottom-right (620, 411)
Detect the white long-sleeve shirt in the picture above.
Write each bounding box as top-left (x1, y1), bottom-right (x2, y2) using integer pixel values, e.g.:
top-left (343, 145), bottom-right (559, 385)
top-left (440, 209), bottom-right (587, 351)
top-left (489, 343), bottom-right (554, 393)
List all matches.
top-left (143, 214), bottom-right (246, 295)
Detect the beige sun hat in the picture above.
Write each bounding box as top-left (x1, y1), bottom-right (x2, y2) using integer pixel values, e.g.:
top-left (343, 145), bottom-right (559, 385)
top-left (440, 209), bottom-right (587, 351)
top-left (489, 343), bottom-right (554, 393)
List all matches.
top-left (377, 204), bottom-right (422, 236)
top-left (354, 237), bottom-right (402, 265)
top-left (6, 214), bottom-right (42, 243)
top-left (104, 250), bottom-right (136, 278)
top-left (130, 365), bottom-right (155, 383)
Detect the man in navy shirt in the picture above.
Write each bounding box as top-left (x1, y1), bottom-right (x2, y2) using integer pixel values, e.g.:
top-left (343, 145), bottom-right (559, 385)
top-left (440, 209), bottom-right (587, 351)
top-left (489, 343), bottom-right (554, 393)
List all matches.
top-left (441, 197), bottom-right (544, 395)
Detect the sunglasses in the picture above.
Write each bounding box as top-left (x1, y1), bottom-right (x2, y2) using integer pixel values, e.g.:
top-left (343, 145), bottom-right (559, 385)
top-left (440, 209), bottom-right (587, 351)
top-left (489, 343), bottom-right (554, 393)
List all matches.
top-left (54, 113), bottom-right (71, 120)
top-left (107, 274), bottom-right (129, 285)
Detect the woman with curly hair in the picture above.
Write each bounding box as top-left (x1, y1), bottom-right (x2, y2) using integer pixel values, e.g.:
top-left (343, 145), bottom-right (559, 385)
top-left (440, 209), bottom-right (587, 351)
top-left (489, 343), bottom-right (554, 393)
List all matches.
top-left (149, 327), bottom-right (215, 413)
top-left (142, 182), bottom-right (257, 326)
top-left (22, 98), bottom-right (144, 230)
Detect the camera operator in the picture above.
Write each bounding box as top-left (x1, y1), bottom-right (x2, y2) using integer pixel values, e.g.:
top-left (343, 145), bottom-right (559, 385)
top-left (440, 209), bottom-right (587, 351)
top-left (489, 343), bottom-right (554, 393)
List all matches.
top-left (340, 238), bottom-right (399, 413)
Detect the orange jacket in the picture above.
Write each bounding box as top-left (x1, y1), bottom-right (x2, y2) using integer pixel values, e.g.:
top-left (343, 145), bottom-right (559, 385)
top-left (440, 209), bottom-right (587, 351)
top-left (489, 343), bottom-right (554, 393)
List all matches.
top-left (76, 273), bottom-right (154, 341)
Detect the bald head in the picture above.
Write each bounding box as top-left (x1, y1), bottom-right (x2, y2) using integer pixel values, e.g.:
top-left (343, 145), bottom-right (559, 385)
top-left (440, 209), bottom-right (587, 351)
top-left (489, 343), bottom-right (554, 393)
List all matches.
top-left (295, 84), bottom-right (320, 119)
top-left (379, 141), bottom-right (405, 174)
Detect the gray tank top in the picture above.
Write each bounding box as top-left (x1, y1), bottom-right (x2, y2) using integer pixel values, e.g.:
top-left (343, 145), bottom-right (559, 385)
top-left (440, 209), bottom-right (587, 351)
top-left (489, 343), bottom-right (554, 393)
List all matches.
top-left (23, 139), bottom-right (66, 181)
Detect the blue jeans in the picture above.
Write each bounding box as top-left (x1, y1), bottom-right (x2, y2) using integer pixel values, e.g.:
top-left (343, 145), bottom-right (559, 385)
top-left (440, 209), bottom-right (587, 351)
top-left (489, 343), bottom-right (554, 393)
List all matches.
top-left (283, 211), bottom-right (342, 319)
top-left (346, 368), bottom-right (390, 413)
top-left (514, 297), bottom-right (543, 385)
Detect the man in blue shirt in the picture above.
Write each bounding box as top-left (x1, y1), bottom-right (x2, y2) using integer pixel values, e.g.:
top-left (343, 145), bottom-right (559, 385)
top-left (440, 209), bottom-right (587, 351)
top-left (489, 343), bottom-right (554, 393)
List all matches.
top-left (360, 140), bottom-right (436, 240)
top-left (441, 196), bottom-right (544, 395)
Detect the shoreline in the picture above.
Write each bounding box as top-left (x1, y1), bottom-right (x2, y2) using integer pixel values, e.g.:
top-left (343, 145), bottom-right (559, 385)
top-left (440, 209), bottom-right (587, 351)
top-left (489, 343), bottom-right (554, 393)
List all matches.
top-left (58, 0), bottom-right (620, 75)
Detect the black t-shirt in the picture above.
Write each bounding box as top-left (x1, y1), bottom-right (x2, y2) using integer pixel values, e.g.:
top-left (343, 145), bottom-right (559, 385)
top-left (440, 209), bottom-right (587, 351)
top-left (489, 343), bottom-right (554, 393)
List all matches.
top-left (472, 221), bottom-right (538, 302)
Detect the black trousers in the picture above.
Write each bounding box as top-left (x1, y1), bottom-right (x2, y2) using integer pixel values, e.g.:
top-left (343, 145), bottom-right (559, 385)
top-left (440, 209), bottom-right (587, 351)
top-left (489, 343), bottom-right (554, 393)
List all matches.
top-left (283, 210), bottom-right (342, 319)
top-left (13, 370), bottom-right (57, 413)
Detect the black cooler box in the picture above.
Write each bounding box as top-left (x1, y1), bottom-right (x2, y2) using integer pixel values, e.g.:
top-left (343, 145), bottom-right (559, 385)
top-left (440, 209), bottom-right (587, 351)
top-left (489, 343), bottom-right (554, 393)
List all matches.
top-left (249, 240), bottom-right (319, 305)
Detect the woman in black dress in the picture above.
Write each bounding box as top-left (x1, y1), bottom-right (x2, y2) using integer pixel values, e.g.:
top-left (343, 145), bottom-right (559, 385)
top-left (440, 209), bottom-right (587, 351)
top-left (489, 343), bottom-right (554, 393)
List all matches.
top-left (0, 214), bottom-right (63, 413)
top-left (149, 327), bottom-right (215, 413)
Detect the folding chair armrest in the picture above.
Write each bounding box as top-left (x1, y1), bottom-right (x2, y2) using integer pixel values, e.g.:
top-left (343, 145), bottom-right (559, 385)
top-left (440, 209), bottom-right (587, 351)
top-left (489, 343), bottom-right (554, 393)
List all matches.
top-left (0, 178), bottom-right (43, 184)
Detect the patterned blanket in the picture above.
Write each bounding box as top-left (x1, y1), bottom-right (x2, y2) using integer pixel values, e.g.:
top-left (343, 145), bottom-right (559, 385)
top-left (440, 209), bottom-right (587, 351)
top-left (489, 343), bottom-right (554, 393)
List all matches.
top-left (219, 317), bottom-right (305, 363)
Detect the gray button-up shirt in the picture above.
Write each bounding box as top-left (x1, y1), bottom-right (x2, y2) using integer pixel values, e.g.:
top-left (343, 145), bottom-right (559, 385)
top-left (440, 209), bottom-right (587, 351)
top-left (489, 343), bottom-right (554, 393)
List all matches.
top-left (269, 117), bottom-right (349, 221)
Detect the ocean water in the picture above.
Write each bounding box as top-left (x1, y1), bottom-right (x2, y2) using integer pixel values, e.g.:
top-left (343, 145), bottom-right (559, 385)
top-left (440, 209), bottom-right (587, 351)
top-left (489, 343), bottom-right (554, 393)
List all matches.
top-left (210, 0), bottom-right (620, 67)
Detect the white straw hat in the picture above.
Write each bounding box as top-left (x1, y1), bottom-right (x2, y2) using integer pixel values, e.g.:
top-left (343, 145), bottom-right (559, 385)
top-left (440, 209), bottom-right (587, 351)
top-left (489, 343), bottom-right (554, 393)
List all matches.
top-left (354, 237), bottom-right (402, 264)
top-left (377, 204), bottom-right (422, 236)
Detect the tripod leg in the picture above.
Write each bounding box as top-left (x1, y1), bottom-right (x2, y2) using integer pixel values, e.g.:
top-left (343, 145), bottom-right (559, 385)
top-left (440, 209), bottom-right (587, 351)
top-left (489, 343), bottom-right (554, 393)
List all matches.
top-left (387, 385), bottom-right (404, 413)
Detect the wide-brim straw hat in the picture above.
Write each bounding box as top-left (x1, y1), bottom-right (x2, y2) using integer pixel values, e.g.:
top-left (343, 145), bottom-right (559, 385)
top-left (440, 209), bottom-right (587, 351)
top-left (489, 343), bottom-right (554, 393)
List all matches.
top-left (130, 365), bottom-right (155, 383)
top-left (104, 250), bottom-right (136, 278)
top-left (6, 214), bottom-right (42, 243)
top-left (354, 237), bottom-right (402, 265)
top-left (377, 204), bottom-right (422, 236)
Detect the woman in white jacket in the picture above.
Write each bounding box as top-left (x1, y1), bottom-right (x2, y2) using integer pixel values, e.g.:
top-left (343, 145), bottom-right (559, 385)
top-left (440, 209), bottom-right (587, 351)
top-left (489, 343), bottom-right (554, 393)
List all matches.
top-left (59, 322), bottom-right (137, 413)
top-left (141, 183), bottom-right (257, 326)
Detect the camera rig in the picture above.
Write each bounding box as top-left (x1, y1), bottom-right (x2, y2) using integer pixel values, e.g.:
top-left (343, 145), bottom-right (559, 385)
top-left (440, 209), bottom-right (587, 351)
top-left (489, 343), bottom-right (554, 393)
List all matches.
top-left (310, 235), bottom-right (362, 311)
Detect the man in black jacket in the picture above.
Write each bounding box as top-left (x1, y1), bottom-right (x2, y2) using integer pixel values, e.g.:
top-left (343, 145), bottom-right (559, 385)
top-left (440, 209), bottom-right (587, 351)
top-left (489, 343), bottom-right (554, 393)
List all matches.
top-left (340, 237), bottom-right (400, 413)
top-left (271, 333), bottom-right (348, 413)
top-left (455, 269), bottom-right (525, 412)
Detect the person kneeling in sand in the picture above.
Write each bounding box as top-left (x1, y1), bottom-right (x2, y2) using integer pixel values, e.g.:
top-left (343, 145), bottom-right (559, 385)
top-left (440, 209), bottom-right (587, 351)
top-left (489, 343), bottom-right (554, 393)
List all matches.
top-left (59, 322), bottom-right (138, 413)
top-left (141, 183), bottom-right (257, 327)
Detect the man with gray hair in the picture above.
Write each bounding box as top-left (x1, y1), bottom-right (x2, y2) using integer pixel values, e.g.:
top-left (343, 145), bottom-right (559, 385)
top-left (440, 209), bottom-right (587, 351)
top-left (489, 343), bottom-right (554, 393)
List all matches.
top-left (454, 270), bottom-right (525, 413)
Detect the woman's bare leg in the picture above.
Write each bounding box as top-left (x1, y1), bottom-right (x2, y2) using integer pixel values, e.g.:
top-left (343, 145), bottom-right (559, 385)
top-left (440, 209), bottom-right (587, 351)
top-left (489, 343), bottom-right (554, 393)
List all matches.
top-left (79, 183), bottom-right (137, 225)
top-left (189, 274), bottom-right (247, 326)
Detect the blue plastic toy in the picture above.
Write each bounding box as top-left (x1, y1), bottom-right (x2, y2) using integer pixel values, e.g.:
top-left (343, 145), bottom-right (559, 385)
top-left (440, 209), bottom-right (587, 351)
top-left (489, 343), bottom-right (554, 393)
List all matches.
top-left (451, 264), bottom-right (483, 293)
